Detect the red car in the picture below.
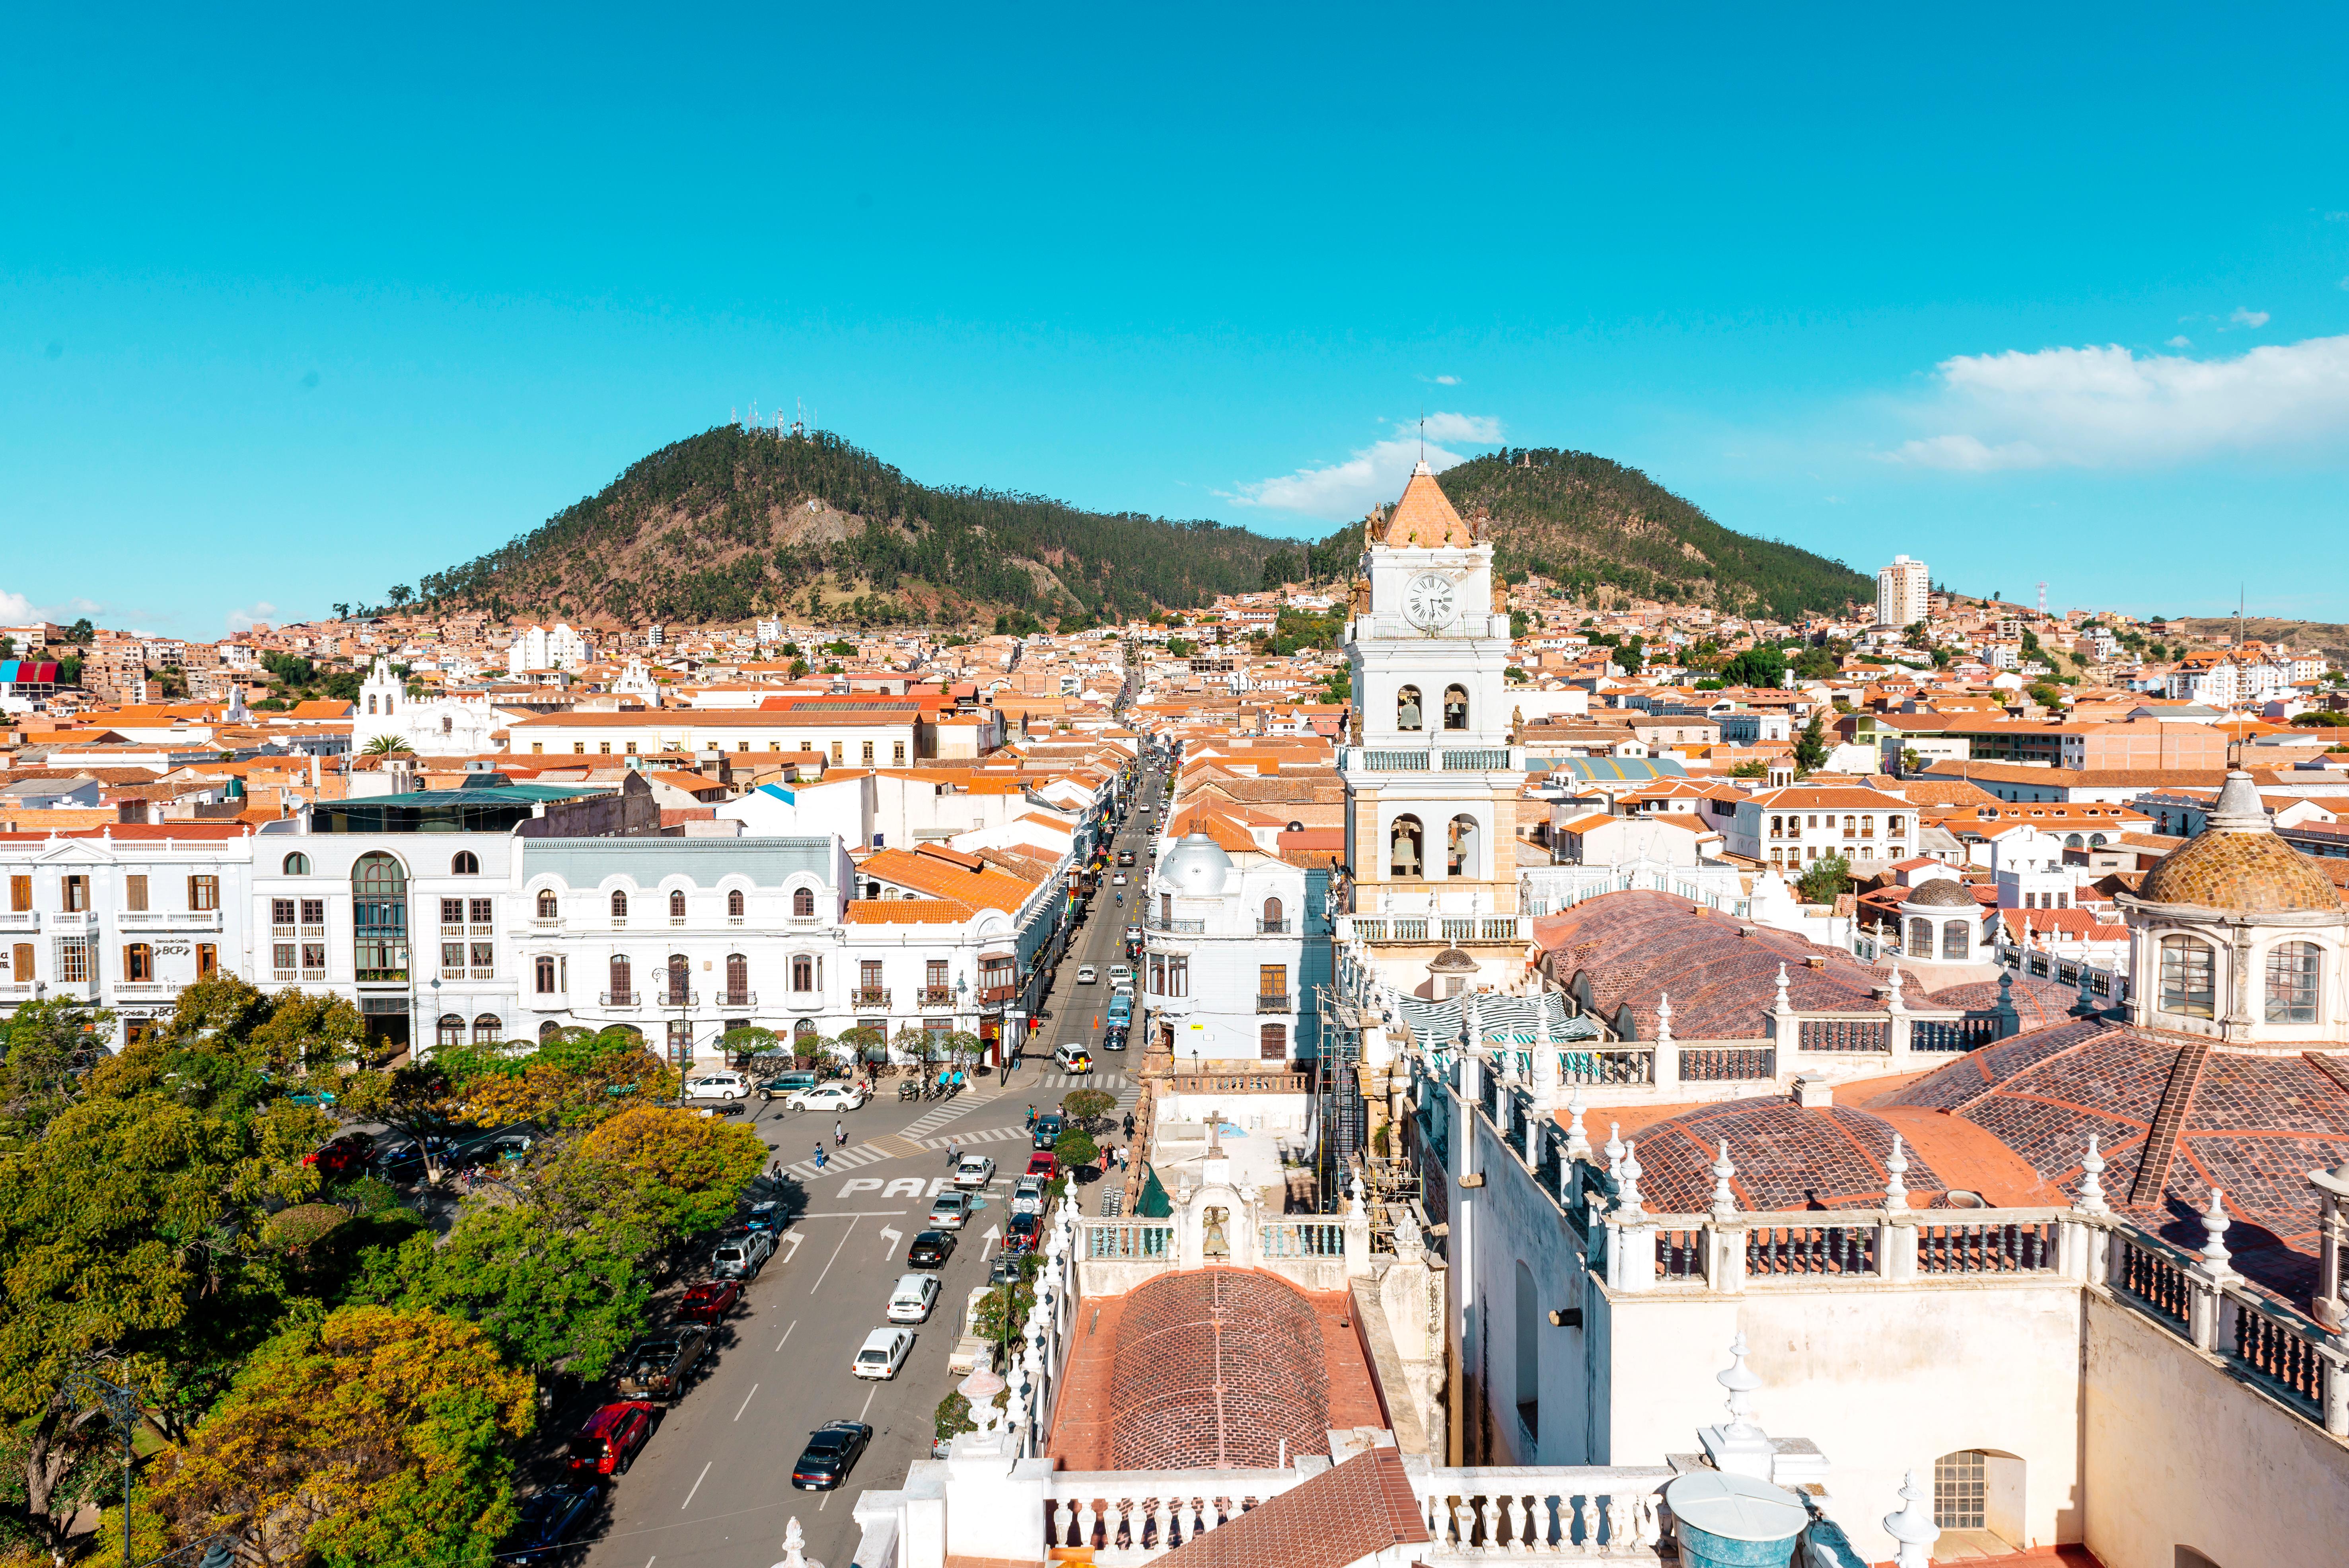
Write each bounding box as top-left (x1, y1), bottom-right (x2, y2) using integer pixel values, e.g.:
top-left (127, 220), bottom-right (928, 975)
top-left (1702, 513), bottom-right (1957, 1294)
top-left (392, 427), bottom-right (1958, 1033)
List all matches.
top-left (1026, 1151), bottom-right (1058, 1178)
top-left (304, 1133), bottom-right (374, 1180)
top-left (677, 1280), bottom-right (741, 1325)
top-left (566, 1401), bottom-right (656, 1476)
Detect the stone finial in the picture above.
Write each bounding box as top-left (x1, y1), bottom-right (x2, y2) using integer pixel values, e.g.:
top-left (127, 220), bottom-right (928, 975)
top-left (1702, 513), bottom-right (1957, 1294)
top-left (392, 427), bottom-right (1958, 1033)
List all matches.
top-left (1603, 1120), bottom-right (1625, 1172)
top-left (1883, 1471), bottom-right (1940, 1568)
top-left (2077, 1134), bottom-right (2108, 1214)
top-left (778, 1518), bottom-right (809, 1568)
top-left (1564, 1087), bottom-right (1591, 1162)
top-left (1884, 1134), bottom-right (1909, 1210)
top-left (1718, 1330), bottom-right (1763, 1439)
top-left (1654, 992), bottom-right (1674, 1045)
top-left (1615, 1140), bottom-right (1644, 1218)
top-left (1710, 1140), bottom-right (1738, 1220)
top-left (2200, 1187), bottom-right (2236, 1280)
top-left (1884, 962), bottom-right (1905, 1010)
top-left (1349, 1172), bottom-right (1367, 1217)
top-left (1773, 962), bottom-right (1793, 1015)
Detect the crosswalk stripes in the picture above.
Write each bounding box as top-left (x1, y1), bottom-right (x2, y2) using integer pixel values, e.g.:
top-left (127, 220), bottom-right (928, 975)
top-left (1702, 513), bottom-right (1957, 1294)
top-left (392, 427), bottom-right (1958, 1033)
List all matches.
top-left (921, 1124), bottom-right (1028, 1150)
top-left (897, 1093), bottom-right (995, 1140)
top-left (1036, 1070), bottom-right (1131, 1089)
top-left (769, 1131), bottom-right (927, 1182)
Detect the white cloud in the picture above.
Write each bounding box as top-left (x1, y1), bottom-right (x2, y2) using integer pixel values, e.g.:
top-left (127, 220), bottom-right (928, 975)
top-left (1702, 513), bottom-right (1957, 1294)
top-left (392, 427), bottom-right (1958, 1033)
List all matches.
top-left (225, 601), bottom-right (277, 632)
top-left (2166, 335), bottom-right (2193, 348)
top-left (1224, 414), bottom-right (1502, 519)
top-left (0, 591), bottom-right (33, 623)
top-left (1884, 335), bottom-right (2349, 471)
top-left (1430, 374), bottom-right (1460, 385)
top-left (2229, 307), bottom-right (2271, 329)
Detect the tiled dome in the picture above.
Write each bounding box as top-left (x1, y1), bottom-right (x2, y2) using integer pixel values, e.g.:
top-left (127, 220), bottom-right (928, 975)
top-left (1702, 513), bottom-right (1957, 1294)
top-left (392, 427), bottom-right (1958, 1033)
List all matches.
top-left (1901, 878), bottom-right (1974, 909)
top-left (2137, 770), bottom-right (2339, 913)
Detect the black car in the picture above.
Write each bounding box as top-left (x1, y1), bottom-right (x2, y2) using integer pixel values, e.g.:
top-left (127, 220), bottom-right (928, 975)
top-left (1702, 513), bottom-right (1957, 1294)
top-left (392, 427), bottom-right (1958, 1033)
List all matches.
top-left (1100, 1028), bottom-right (1128, 1053)
top-left (791, 1420), bottom-right (873, 1490)
top-left (907, 1229), bottom-right (956, 1268)
top-left (1032, 1113), bottom-right (1063, 1150)
top-left (988, 1252), bottom-right (1023, 1286)
top-left (499, 1481), bottom-right (602, 1564)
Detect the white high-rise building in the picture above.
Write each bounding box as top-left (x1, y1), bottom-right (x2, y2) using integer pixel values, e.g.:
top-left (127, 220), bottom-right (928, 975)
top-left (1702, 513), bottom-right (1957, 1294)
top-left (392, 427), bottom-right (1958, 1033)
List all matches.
top-left (1875, 554), bottom-right (1929, 628)
top-left (505, 623), bottom-right (587, 676)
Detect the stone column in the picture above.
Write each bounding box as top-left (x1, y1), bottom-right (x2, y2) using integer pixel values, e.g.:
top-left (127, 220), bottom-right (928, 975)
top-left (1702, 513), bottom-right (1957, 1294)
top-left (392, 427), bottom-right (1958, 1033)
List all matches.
top-left (1707, 1140), bottom-right (1746, 1294)
top-left (1651, 993), bottom-right (1681, 1091)
top-left (1883, 965), bottom-right (1912, 1066)
top-left (2189, 1188), bottom-right (2238, 1355)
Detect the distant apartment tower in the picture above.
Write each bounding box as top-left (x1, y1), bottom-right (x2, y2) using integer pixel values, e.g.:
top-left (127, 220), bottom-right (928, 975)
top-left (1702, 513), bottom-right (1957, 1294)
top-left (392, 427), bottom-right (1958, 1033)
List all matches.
top-left (1875, 554), bottom-right (1929, 628)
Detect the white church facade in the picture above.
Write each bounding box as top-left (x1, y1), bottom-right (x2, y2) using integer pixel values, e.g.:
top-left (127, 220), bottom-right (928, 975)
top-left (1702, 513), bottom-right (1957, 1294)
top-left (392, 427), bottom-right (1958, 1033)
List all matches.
top-left (352, 657), bottom-right (505, 757)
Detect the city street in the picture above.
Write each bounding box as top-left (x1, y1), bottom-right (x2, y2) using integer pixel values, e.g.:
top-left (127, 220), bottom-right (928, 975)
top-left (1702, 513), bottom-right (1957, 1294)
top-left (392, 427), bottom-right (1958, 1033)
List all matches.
top-left (571, 760), bottom-right (1164, 1568)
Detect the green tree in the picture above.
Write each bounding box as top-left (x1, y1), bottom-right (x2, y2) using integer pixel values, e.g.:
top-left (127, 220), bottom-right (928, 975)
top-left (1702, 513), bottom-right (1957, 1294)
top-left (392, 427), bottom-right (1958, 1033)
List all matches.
top-left (568, 1105), bottom-right (764, 1241)
top-left (2026, 681), bottom-right (2065, 710)
top-left (146, 1305), bottom-right (533, 1568)
top-left (1793, 712), bottom-right (1829, 774)
top-left (66, 618), bottom-right (94, 644)
top-left (361, 734), bottom-right (409, 755)
top-left (1053, 1128), bottom-right (1100, 1171)
top-left (1791, 646), bottom-right (1841, 681)
top-left (1795, 853), bottom-right (1853, 905)
top-left (1059, 1088), bottom-right (1116, 1131)
top-left (1718, 646), bottom-right (1786, 689)
top-left (1611, 636), bottom-right (1644, 673)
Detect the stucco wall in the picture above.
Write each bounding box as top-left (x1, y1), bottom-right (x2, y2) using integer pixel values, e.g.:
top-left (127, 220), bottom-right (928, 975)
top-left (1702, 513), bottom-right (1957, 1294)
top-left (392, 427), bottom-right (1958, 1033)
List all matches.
top-left (2082, 1293), bottom-right (2349, 1568)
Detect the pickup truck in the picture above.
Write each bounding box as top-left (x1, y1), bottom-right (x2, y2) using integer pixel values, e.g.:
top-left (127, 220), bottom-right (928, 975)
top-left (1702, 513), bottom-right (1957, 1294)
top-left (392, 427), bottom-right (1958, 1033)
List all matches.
top-left (946, 1285), bottom-right (994, 1376)
top-left (615, 1325), bottom-right (713, 1400)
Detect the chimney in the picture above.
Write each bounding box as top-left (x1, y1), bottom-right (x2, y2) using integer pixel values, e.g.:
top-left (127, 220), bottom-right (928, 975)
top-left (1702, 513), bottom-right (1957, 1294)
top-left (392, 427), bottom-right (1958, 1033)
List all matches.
top-left (1792, 1075), bottom-right (1834, 1109)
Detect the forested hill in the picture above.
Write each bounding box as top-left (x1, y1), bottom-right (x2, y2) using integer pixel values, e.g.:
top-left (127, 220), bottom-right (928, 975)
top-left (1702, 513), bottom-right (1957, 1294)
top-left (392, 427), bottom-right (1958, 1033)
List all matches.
top-left (416, 426), bottom-right (1288, 628)
top-left (1272, 447), bottom-right (1869, 621)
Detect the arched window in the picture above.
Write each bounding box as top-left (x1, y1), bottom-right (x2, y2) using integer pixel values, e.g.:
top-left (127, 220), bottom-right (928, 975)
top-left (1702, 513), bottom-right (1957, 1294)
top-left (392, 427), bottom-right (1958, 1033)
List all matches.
top-left (1448, 815), bottom-right (1481, 879)
top-left (725, 953), bottom-right (748, 1004)
top-left (610, 889), bottom-right (629, 918)
top-left (2267, 941), bottom-right (2321, 1023)
top-left (1261, 896), bottom-right (1284, 931)
top-left (539, 1019), bottom-right (563, 1043)
top-left (1941, 920), bottom-right (1969, 960)
top-left (792, 1018), bottom-right (817, 1048)
top-left (452, 851), bottom-right (479, 875)
top-left (2089, 833), bottom-right (2107, 848)
top-left (282, 852), bottom-right (311, 875)
top-left (669, 889), bottom-right (687, 919)
top-left (367, 694), bottom-right (377, 716)
top-left (728, 889), bottom-right (746, 918)
top-left (436, 1013), bottom-right (465, 1049)
top-left (1389, 815), bottom-right (1425, 879)
top-left (352, 852), bottom-right (408, 982)
top-left (666, 954), bottom-right (689, 1006)
top-left (2160, 935), bottom-right (2215, 1018)
top-left (1396, 685), bottom-right (1424, 731)
top-left (536, 889), bottom-right (559, 918)
top-left (608, 954), bottom-right (632, 1004)
top-left (2065, 833), bottom-right (2082, 849)
top-left (534, 955), bottom-right (557, 994)
top-left (1908, 917), bottom-right (1933, 954)
top-left (1442, 684), bottom-right (1469, 731)
top-left (793, 887), bottom-right (815, 917)
top-left (473, 1013), bottom-right (502, 1044)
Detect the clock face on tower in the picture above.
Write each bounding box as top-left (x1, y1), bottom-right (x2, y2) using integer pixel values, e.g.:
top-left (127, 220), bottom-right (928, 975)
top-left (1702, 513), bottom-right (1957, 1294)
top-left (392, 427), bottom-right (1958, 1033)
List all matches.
top-left (1403, 572), bottom-right (1457, 630)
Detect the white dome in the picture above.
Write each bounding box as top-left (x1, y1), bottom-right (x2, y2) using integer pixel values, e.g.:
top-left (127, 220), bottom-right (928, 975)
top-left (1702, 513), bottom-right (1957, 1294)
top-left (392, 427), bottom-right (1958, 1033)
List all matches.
top-left (1158, 832), bottom-right (1233, 896)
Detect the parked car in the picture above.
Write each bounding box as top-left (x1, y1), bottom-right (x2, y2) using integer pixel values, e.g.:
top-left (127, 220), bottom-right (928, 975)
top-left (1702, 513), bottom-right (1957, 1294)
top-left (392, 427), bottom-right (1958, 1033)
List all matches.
top-left (370, 1136), bottom-right (457, 1182)
top-left (1075, 965), bottom-right (1097, 984)
top-left (677, 1280), bottom-right (741, 1325)
top-left (1105, 993), bottom-right (1132, 1029)
top-left (1010, 1174), bottom-right (1046, 1216)
top-left (1100, 1027), bottom-right (1128, 1053)
top-left (1005, 1213), bottom-right (1041, 1253)
top-left (684, 1071), bottom-right (750, 1101)
top-left (757, 1070), bottom-right (819, 1101)
top-left (851, 1326), bottom-right (915, 1380)
top-left (906, 1229), bottom-right (956, 1268)
top-left (1109, 964), bottom-right (1132, 987)
top-left (784, 1083), bottom-right (866, 1113)
top-left (565, 1401), bottom-right (656, 1476)
top-left (791, 1420), bottom-right (873, 1490)
top-left (952, 1153), bottom-right (995, 1187)
top-left (615, 1326), bottom-right (712, 1400)
top-left (711, 1229), bottom-right (777, 1280)
top-left (987, 1252), bottom-right (1024, 1286)
top-left (741, 1199), bottom-right (784, 1233)
top-left (1123, 923), bottom-right (1141, 941)
top-left (499, 1482), bottom-right (603, 1565)
top-left (1031, 1113), bottom-right (1064, 1149)
top-left (886, 1272), bottom-right (941, 1323)
top-left (930, 1189), bottom-right (976, 1229)
top-left (1026, 1151), bottom-right (1059, 1179)
top-left (305, 1132), bottom-right (374, 1180)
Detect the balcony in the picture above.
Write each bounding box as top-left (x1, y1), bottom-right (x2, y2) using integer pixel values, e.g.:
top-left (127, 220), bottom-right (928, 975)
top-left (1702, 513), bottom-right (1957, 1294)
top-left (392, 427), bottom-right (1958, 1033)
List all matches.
top-left (112, 982), bottom-right (178, 998)
top-left (600, 990), bottom-right (640, 1007)
top-left (1256, 919), bottom-right (1291, 934)
top-left (1145, 916), bottom-right (1205, 934)
top-left (852, 986), bottom-right (891, 1008)
top-left (49, 911), bottom-right (95, 931)
top-left (717, 989), bottom-right (756, 1008)
top-left (654, 990), bottom-right (699, 1008)
top-left (0, 911), bottom-right (36, 929)
top-left (977, 982), bottom-right (1019, 1005)
top-left (1256, 992), bottom-right (1292, 1013)
top-left (919, 986), bottom-right (956, 1009)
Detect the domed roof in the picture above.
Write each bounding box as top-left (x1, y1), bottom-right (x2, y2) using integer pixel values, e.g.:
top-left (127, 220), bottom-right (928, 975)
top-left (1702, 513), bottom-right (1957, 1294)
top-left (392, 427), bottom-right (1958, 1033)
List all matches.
top-left (1901, 878), bottom-right (1975, 909)
top-left (2137, 772), bottom-right (2339, 913)
top-left (1428, 946), bottom-right (1478, 972)
top-left (1157, 832), bottom-right (1232, 896)
top-left (1108, 1270), bottom-right (1331, 1469)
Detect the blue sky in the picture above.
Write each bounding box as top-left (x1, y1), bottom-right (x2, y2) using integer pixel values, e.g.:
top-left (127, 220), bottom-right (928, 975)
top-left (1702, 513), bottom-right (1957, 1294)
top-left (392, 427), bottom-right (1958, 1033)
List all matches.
top-left (6, 4), bottom-right (2349, 633)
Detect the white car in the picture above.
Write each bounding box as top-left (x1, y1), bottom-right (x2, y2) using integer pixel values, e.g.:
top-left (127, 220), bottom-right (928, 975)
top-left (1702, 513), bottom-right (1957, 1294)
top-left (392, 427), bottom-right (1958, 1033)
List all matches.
top-left (685, 1071), bottom-right (749, 1101)
top-left (852, 1326), bottom-right (915, 1379)
top-left (1011, 1175), bottom-right (1045, 1216)
top-left (1076, 965), bottom-right (1098, 984)
top-left (784, 1084), bottom-right (868, 1113)
top-left (1108, 963), bottom-right (1133, 988)
top-left (1111, 873), bottom-right (1129, 887)
top-left (886, 1273), bottom-right (941, 1323)
top-left (953, 1154), bottom-right (995, 1188)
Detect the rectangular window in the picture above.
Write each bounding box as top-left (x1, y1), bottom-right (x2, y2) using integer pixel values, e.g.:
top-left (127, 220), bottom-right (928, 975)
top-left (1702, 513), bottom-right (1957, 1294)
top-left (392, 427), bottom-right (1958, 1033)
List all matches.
top-left (272, 898), bottom-right (296, 927)
top-left (625, 740), bottom-right (637, 755)
top-left (469, 897), bottom-right (494, 926)
top-left (470, 941), bottom-right (494, 975)
top-left (792, 955), bottom-right (815, 993)
top-left (55, 938), bottom-right (90, 983)
top-left (1259, 1023), bottom-right (1287, 1061)
top-left (9, 942), bottom-right (28, 980)
top-left (273, 942), bottom-right (296, 972)
top-left (301, 897), bottom-right (324, 925)
top-left (926, 959), bottom-right (948, 988)
top-left (1166, 957), bottom-right (1188, 998)
top-left (1150, 955), bottom-right (1166, 993)
top-left (443, 941), bottom-right (465, 973)
top-left (188, 875), bottom-right (219, 911)
top-left (532, 743), bottom-right (545, 755)
top-left (862, 741), bottom-right (875, 765)
top-left (599, 741), bottom-right (612, 755)
top-left (536, 955), bottom-right (557, 994)
top-left (1260, 963), bottom-right (1288, 1000)
top-left (2160, 937), bottom-right (2215, 1019)
top-left (441, 897), bottom-right (465, 924)
top-left (831, 741), bottom-right (845, 764)
top-left (738, 741), bottom-right (750, 753)
top-left (893, 741), bottom-right (907, 765)
top-left (62, 875), bottom-right (88, 913)
top-left (300, 942), bottom-right (326, 974)
top-left (126, 875), bottom-right (150, 912)
top-left (9, 876), bottom-right (29, 913)
top-left (574, 742), bottom-right (586, 755)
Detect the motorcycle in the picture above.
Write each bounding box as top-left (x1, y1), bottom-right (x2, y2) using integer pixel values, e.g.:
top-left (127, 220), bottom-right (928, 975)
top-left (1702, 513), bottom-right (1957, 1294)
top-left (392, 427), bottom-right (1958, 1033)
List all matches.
top-left (898, 1081), bottom-right (921, 1102)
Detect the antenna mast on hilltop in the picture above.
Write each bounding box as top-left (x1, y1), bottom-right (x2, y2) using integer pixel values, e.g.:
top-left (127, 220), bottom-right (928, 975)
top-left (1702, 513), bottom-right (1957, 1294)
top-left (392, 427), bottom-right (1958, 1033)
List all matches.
top-left (2037, 581), bottom-right (2047, 620)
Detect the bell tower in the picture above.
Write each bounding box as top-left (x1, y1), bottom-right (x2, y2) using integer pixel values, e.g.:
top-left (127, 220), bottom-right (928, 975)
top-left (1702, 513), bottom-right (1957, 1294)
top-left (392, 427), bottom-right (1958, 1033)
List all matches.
top-left (1341, 461), bottom-right (1525, 995)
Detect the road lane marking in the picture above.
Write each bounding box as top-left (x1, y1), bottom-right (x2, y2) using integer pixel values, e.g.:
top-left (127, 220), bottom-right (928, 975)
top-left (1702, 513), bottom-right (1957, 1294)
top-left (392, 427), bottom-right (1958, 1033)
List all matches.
top-left (857, 1384), bottom-right (880, 1421)
top-left (680, 1461), bottom-right (712, 1510)
top-left (811, 1221), bottom-right (859, 1294)
top-left (734, 1383), bottom-right (760, 1420)
top-left (876, 1224), bottom-right (904, 1260)
top-left (799, 1210), bottom-right (908, 1218)
top-left (775, 1321), bottom-right (796, 1352)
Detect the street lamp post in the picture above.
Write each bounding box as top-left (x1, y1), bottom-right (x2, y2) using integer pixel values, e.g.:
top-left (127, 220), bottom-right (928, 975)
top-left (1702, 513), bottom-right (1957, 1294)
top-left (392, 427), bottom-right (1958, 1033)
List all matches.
top-left (653, 966), bottom-right (692, 1076)
top-left (63, 1369), bottom-right (143, 1568)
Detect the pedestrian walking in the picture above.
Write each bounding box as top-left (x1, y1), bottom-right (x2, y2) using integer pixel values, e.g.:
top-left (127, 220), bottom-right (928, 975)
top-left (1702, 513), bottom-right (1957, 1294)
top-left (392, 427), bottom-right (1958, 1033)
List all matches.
top-left (1122, 1111), bottom-right (1135, 1138)
top-left (814, 1145), bottom-right (828, 1171)
top-left (1026, 1104), bottom-right (1037, 1129)
top-left (834, 1119), bottom-right (847, 1147)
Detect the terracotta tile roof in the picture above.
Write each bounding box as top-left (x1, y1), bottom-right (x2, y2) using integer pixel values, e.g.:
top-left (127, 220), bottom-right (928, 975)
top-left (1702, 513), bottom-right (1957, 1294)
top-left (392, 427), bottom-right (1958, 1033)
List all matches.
top-left (1146, 1446), bottom-right (1429, 1568)
top-left (1381, 461), bottom-right (1474, 549)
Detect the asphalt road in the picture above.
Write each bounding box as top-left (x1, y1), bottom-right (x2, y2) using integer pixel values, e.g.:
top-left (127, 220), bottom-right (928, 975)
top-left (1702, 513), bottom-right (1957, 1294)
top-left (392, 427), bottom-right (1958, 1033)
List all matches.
top-left (568, 762), bottom-right (1165, 1568)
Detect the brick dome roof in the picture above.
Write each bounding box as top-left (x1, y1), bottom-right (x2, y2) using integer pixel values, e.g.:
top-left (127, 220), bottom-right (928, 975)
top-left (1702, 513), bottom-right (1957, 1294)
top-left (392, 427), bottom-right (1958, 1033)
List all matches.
top-left (2136, 769), bottom-right (2339, 913)
top-left (1107, 1270), bottom-right (1331, 1469)
top-left (1901, 878), bottom-right (1974, 909)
